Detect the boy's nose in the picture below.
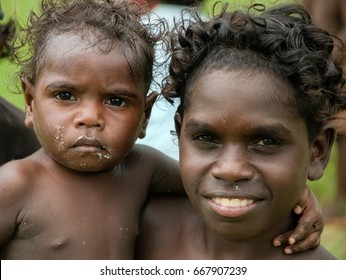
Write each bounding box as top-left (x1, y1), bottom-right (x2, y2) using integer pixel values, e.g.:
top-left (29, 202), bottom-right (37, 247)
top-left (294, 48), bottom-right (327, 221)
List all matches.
top-left (74, 102), bottom-right (105, 130)
top-left (210, 144), bottom-right (254, 185)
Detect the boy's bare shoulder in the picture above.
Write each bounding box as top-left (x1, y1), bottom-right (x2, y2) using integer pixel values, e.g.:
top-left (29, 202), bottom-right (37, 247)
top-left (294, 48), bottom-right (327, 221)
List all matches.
top-left (288, 246), bottom-right (336, 260)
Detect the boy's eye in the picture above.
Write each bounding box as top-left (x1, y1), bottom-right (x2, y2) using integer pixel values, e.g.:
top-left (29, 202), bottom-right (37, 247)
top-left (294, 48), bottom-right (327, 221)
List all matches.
top-left (254, 137), bottom-right (280, 146)
top-left (106, 97), bottom-right (125, 107)
top-left (195, 134), bottom-right (220, 145)
top-left (55, 92), bottom-right (76, 101)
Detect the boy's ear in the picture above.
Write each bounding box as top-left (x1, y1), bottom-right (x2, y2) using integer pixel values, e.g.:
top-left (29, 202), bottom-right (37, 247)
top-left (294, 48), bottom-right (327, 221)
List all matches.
top-left (308, 126), bottom-right (336, 181)
top-left (21, 77), bottom-right (35, 128)
top-left (174, 112), bottom-right (182, 137)
top-left (138, 91), bottom-right (158, 139)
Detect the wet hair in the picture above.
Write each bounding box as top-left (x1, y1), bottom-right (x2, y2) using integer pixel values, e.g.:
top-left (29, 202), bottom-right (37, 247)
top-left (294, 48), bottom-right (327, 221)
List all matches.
top-left (163, 2), bottom-right (346, 141)
top-left (13, 0), bottom-right (165, 94)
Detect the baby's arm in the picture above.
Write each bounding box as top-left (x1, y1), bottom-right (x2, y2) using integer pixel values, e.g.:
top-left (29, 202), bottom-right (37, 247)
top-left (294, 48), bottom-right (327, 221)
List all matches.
top-left (0, 160), bottom-right (30, 252)
top-left (136, 144), bottom-right (185, 195)
top-left (272, 186), bottom-right (323, 254)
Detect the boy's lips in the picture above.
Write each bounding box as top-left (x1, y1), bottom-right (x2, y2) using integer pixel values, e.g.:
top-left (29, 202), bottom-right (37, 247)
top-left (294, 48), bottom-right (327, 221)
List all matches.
top-left (206, 195), bottom-right (261, 218)
top-left (212, 197), bottom-right (254, 207)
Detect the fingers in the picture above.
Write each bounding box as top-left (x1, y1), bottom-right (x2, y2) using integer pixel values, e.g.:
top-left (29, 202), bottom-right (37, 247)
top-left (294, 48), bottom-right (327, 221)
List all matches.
top-left (294, 187), bottom-right (310, 214)
top-left (273, 186), bottom-right (324, 254)
top-left (272, 230), bottom-right (293, 247)
top-left (288, 216), bottom-right (324, 244)
top-left (282, 233), bottom-right (321, 255)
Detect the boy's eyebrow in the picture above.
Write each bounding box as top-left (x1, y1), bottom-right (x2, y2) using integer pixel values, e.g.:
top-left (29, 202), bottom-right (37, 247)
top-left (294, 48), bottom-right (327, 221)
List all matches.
top-left (251, 124), bottom-right (294, 136)
top-left (184, 119), bottom-right (212, 130)
top-left (185, 119), bottom-right (295, 136)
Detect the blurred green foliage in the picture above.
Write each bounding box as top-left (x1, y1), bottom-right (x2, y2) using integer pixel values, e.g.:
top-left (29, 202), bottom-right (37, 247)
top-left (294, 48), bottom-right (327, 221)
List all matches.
top-left (0, 0), bottom-right (39, 109)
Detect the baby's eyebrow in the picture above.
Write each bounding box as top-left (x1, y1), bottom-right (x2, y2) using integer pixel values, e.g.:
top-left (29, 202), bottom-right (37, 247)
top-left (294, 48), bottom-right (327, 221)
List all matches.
top-left (45, 82), bottom-right (138, 97)
top-left (46, 81), bottom-right (80, 91)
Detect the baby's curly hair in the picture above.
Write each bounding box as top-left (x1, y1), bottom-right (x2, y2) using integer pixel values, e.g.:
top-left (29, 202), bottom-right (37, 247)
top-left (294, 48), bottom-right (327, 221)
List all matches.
top-left (164, 2), bottom-right (346, 141)
top-left (13, 0), bottom-right (165, 94)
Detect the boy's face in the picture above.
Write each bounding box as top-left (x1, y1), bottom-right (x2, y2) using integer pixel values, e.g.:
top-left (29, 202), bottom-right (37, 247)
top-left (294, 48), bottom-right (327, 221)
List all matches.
top-left (176, 69), bottom-right (331, 240)
top-left (23, 33), bottom-right (156, 172)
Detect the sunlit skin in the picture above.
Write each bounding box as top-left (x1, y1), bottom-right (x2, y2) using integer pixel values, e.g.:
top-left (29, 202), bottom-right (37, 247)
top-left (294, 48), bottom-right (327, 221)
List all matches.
top-left (179, 70), bottom-right (313, 240)
top-left (136, 69), bottom-right (334, 259)
top-left (0, 32), bottom-right (183, 259)
top-left (23, 33), bottom-right (153, 172)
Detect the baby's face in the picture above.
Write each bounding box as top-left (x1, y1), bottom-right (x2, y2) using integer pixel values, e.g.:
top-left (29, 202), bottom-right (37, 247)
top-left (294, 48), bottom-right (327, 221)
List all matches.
top-left (177, 69), bottom-right (312, 240)
top-left (24, 33), bottom-right (152, 172)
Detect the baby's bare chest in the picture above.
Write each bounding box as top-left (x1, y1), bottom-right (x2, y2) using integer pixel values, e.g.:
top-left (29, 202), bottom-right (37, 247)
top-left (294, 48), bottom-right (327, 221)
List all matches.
top-left (4, 181), bottom-right (146, 259)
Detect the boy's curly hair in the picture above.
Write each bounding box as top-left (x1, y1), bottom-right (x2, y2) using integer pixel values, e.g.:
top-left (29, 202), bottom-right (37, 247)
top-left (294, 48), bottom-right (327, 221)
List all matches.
top-left (164, 2), bottom-right (346, 141)
top-left (14, 0), bottom-right (165, 94)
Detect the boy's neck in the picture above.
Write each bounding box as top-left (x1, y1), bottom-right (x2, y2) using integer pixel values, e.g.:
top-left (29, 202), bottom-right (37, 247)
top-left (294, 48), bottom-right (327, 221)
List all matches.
top-left (201, 212), bottom-right (298, 259)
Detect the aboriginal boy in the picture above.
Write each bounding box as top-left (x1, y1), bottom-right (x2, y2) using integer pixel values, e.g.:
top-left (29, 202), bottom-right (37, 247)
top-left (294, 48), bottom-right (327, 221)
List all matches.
top-left (136, 2), bottom-right (346, 259)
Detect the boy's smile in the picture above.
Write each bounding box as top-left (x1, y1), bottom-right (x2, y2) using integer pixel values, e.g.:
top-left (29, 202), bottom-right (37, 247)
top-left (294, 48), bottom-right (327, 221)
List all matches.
top-left (177, 69), bottom-right (314, 240)
top-left (22, 33), bottom-right (156, 172)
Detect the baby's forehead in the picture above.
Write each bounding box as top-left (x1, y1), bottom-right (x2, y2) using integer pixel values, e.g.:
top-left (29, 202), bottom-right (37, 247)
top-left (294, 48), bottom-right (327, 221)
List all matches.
top-left (44, 31), bottom-right (123, 56)
top-left (37, 31), bottom-right (127, 73)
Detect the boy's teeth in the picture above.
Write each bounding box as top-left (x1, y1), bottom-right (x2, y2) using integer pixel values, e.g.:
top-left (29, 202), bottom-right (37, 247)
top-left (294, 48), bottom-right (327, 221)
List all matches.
top-left (212, 197), bottom-right (254, 207)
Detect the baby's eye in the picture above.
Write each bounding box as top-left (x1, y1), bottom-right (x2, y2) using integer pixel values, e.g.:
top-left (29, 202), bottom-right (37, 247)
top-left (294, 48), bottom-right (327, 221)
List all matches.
top-left (106, 97), bottom-right (125, 107)
top-left (55, 92), bottom-right (76, 101)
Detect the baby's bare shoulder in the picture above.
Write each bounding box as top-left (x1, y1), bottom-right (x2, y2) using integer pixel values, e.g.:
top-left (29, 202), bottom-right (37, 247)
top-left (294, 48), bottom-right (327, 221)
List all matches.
top-left (0, 156), bottom-right (42, 248)
top-left (0, 156), bottom-right (39, 193)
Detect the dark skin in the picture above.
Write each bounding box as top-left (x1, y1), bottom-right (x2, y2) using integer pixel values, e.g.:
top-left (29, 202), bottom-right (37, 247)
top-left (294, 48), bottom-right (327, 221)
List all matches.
top-left (136, 70), bottom-right (335, 260)
top-left (0, 3), bottom-right (323, 259)
top-left (0, 33), bottom-right (182, 259)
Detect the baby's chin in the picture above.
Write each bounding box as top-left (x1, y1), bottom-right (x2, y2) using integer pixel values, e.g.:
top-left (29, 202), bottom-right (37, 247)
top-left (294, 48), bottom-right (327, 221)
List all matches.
top-left (49, 152), bottom-right (118, 173)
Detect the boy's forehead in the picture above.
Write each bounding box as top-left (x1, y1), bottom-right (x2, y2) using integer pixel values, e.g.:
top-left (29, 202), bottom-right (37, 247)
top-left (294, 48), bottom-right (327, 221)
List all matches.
top-left (186, 69), bottom-right (299, 116)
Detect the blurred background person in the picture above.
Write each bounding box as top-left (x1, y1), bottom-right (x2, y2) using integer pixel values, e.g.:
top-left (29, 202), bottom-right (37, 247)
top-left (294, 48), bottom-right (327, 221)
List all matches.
top-left (0, 1), bottom-right (40, 165)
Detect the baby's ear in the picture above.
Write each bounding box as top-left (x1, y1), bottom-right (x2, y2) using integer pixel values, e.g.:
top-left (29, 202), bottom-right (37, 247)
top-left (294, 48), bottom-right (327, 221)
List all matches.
top-left (21, 77), bottom-right (35, 128)
top-left (174, 112), bottom-right (182, 137)
top-left (308, 126), bottom-right (336, 181)
top-left (138, 91), bottom-right (158, 139)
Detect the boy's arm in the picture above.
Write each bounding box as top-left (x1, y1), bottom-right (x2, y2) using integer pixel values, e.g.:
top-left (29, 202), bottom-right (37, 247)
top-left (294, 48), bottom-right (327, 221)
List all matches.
top-left (273, 186), bottom-right (323, 254)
